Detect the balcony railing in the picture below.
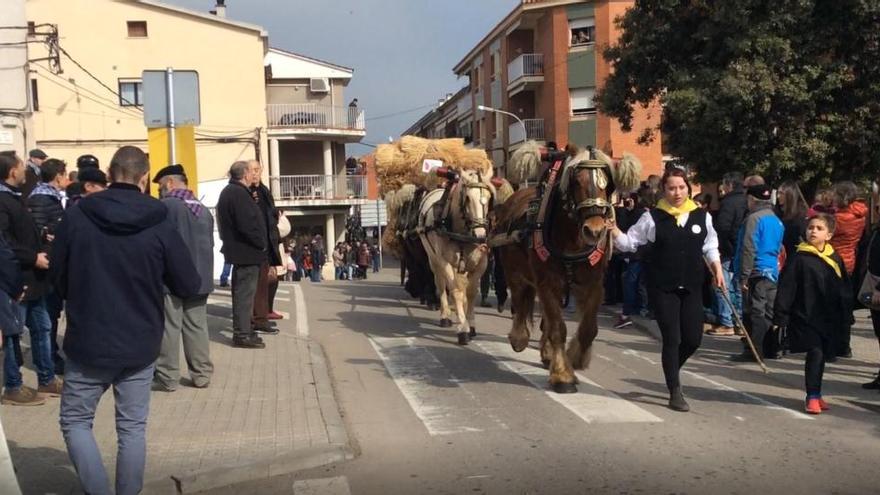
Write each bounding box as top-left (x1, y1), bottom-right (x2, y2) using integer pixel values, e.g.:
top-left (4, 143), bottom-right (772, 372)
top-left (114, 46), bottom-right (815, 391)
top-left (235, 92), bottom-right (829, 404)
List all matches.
top-left (509, 119), bottom-right (545, 144)
top-left (271, 175), bottom-right (368, 201)
top-left (507, 53), bottom-right (544, 83)
top-left (267, 104), bottom-right (366, 131)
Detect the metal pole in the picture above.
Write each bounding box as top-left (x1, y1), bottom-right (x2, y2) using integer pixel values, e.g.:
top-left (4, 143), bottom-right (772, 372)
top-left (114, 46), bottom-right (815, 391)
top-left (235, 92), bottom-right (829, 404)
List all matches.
top-left (376, 190), bottom-right (383, 269)
top-left (165, 67), bottom-right (176, 166)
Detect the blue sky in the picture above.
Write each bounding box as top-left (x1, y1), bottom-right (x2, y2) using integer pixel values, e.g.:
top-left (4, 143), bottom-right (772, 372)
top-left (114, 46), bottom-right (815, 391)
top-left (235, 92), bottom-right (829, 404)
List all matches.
top-left (165, 0), bottom-right (520, 156)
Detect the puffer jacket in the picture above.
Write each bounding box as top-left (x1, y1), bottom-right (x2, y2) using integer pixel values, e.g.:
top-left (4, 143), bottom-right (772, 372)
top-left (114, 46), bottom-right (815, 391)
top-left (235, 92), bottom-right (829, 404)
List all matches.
top-left (831, 200), bottom-right (868, 275)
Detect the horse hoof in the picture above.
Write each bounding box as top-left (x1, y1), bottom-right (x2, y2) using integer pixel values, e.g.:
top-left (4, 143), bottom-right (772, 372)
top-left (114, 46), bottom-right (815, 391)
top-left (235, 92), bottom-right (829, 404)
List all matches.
top-left (541, 359), bottom-right (551, 370)
top-left (440, 318), bottom-right (452, 328)
top-left (469, 327), bottom-right (476, 339)
top-left (457, 333), bottom-right (469, 345)
top-left (552, 382), bottom-right (578, 394)
top-left (508, 335), bottom-right (529, 353)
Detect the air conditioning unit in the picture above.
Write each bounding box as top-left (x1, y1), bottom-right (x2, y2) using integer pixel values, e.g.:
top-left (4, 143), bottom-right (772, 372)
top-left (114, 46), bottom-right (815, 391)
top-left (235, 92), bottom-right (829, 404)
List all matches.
top-left (309, 78), bottom-right (330, 93)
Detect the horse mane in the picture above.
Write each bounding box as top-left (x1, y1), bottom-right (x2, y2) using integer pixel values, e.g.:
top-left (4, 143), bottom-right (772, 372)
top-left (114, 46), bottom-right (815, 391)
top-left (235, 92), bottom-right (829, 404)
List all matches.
top-left (614, 152), bottom-right (642, 193)
top-left (507, 140), bottom-right (542, 184)
top-left (495, 178), bottom-right (515, 204)
top-left (386, 184), bottom-right (417, 218)
top-left (558, 148), bottom-right (594, 199)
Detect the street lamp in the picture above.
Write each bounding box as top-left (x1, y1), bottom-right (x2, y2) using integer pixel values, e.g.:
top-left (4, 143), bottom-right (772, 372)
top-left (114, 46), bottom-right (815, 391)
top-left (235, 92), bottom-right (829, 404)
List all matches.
top-left (477, 104), bottom-right (527, 142)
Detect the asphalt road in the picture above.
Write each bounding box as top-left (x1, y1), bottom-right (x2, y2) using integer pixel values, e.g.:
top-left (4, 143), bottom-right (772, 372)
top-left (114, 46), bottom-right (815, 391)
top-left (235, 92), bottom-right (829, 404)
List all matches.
top-left (210, 268), bottom-right (880, 495)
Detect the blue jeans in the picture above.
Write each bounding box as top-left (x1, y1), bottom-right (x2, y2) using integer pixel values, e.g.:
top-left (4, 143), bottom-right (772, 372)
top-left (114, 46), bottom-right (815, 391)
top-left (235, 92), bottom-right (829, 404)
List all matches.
top-left (219, 263), bottom-right (232, 285)
top-left (622, 260), bottom-right (643, 316)
top-left (60, 360), bottom-right (154, 495)
top-left (3, 335), bottom-right (21, 389)
top-left (713, 260), bottom-right (742, 327)
top-left (310, 265), bottom-right (321, 282)
top-left (17, 297), bottom-right (56, 386)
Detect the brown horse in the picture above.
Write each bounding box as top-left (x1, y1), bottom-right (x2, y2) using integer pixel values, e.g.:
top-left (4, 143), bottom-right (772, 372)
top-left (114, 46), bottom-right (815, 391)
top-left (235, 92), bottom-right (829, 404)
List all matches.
top-left (492, 143), bottom-right (640, 393)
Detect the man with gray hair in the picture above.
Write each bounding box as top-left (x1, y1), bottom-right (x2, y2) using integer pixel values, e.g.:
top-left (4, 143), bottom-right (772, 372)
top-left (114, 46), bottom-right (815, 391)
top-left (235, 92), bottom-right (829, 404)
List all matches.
top-left (50, 146), bottom-right (199, 495)
top-left (216, 160), bottom-right (267, 349)
top-left (152, 164), bottom-right (214, 391)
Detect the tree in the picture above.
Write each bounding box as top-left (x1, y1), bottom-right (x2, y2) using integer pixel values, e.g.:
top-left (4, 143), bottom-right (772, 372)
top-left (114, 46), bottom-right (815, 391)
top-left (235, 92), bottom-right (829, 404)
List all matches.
top-left (597, 0), bottom-right (880, 186)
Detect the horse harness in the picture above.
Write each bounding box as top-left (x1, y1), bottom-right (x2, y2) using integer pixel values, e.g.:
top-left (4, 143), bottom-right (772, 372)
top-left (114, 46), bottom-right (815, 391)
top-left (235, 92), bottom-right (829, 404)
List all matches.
top-left (489, 150), bottom-right (616, 299)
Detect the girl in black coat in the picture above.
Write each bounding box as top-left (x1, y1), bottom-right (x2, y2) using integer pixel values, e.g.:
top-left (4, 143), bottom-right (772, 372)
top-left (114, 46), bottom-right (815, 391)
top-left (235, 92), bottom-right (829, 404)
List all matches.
top-left (773, 214), bottom-right (852, 414)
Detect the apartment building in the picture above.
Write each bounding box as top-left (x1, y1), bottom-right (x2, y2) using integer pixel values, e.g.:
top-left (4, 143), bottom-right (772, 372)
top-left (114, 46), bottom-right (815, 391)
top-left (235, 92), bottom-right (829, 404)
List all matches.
top-left (404, 0), bottom-right (664, 179)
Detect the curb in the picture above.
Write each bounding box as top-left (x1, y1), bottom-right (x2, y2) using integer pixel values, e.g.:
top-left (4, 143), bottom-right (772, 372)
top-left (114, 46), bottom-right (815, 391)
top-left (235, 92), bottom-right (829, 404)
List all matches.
top-left (143, 444), bottom-right (354, 494)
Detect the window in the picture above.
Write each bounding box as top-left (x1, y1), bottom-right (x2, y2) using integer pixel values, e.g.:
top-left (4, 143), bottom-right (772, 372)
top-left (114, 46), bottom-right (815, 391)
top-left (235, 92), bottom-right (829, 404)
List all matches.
top-left (570, 87), bottom-right (596, 115)
top-left (474, 119), bottom-right (482, 144)
top-left (127, 21), bottom-right (148, 37)
top-left (30, 79), bottom-right (39, 111)
top-left (118, 79), bottom-right (143, 106)
top-left (473, 66), bottom-right (482, 91)
top-left (570, 18), bottom-right (595, 46)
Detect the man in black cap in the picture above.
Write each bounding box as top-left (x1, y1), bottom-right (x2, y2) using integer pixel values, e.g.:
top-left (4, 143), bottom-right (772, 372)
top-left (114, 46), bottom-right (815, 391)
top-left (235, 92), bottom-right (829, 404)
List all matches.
top-left (23, 149), bottom-right (48, 197)
top-left (152, 164), bottom-right (214, 391)
top-left (730, 183), bottom-right (785, 362)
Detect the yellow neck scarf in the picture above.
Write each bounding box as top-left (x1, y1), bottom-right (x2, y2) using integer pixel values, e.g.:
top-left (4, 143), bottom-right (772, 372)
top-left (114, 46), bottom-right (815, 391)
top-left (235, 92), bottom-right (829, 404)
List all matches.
top-left (796, 242), bottom-right (841, 278)
top-left (656, 198), bottom-right (699, 226)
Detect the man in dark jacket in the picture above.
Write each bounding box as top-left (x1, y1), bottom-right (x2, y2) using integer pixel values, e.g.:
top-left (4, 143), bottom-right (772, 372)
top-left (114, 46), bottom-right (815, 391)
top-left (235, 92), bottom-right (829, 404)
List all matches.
top-left (22, 148), bottom-right (47, 198)
top-left (709, 172), bottom-right (748, 335)
top-left (27, 157), bottom-right (70, 374)
top-left (152, 165), bottom-right (215, 391)
top-left (0, 151), bottom-right (60, 405)
top-left (249, 162), bottom-right (281, 333)
top-left (216, 160), bottom-right (268, 348)
top-left (50, 146), bottom-right (199, 495)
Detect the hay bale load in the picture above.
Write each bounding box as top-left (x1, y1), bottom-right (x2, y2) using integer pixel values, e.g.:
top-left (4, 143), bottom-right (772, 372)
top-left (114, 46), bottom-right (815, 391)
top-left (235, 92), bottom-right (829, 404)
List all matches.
top-left (377, 136), bottom-right (494, 253)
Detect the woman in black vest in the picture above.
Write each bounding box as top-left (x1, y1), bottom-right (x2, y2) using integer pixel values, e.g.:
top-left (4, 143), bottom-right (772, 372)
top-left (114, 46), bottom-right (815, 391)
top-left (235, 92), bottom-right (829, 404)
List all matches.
top-left (610, 167), bottom-right (726, 412)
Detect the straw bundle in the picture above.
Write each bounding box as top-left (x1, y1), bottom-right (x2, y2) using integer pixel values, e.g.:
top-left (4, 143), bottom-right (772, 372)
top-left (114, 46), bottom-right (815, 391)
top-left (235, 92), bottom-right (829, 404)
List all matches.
top-left (375, 136), bottom-right (494, 196)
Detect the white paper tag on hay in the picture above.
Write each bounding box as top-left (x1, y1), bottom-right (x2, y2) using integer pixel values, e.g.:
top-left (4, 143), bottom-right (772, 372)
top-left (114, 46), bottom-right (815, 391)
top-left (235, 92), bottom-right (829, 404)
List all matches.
top-left (422, 159), bottom-right (443, 173)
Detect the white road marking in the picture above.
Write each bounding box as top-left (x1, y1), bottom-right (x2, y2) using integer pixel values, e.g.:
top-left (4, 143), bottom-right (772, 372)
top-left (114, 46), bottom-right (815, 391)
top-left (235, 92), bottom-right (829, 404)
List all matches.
top-left (293, 284), bottom-right (308, 337)
top-left (277, 289), bottom-right (290, 295)
top-left (368, 336), bottom-right (507, 436)
top-left (619, 347), bottom-right (814, 420)
top-left (474, 341), bottom-right (662, 424)
top-left (207, 297), bottom-right (231, 308)
top-left (292, 476), bottom-right (351, 495)
top-left (275, 296), bottom-right (291, 302)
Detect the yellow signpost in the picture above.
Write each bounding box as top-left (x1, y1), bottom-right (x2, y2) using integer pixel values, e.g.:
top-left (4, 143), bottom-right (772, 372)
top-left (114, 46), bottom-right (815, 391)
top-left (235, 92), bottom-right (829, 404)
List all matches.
top-left (147, 125), bottom-right (197, 197)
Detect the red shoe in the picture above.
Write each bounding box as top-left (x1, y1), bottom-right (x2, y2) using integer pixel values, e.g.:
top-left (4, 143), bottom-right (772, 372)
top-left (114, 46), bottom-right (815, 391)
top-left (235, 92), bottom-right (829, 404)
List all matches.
top-left (805, 398), bottom-right (822, 415)
top-left (818, 398), bottom-right (830, 411)
top-left (267, 312), bottom-right (283, 320)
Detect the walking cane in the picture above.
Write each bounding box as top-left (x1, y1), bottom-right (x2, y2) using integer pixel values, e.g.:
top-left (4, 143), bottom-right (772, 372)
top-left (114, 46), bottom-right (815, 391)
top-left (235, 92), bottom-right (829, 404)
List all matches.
top-left (705, 259), bottom-right (769, 374)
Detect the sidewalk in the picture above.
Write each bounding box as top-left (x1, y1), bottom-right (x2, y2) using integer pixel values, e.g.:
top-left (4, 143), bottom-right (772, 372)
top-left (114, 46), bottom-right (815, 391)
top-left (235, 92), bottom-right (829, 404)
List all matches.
top-left (0, 282), bottom-right (351, 494)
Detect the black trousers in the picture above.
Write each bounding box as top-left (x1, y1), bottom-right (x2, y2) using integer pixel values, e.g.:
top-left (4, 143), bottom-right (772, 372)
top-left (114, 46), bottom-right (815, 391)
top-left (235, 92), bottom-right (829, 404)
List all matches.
top-left (651, 287), bottom-right (704, 390)
top-left (743, 277), bottom-right (777, 357)
top-left (805, 347), bottom-right (826, 396)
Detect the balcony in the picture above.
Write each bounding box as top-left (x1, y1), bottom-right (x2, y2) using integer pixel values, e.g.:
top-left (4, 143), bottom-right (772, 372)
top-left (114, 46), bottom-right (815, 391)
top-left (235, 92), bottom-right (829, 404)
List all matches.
top-left (507, 53), bottom-right (544, 96)
top-left (267, 104), bottom-right (366, 141)
top-left (457, 92), bottom-right (473, 116)
top-left (509, 119), bottom-right (545, 145)
top-left (271, 174), bottom-right (368, 205)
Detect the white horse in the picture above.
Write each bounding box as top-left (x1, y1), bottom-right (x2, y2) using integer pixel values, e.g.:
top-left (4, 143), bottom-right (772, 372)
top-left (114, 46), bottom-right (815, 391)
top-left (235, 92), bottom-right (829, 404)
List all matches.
top-left (418, 168), bottom-right (495, 345)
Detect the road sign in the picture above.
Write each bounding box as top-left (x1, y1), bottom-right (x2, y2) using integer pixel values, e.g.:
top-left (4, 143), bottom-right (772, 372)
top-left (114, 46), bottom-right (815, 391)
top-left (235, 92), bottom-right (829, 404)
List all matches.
top-left (142, 69), bottom-right (201, 128)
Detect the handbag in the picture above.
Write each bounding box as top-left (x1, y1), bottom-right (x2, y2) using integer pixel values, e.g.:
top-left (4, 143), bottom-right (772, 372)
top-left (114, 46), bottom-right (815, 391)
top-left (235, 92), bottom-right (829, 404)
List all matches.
top-left (0, 293), bottom-right (23, 338)
top-left (858, 231), bottom-right (880, 310)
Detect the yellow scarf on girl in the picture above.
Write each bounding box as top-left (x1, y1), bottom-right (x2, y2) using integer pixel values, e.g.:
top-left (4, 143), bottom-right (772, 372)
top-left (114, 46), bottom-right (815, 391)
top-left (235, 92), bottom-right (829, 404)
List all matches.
top-left (796, 242), bottom-right (842, 278)
top-left (656, 198), bottom-right (699, 226)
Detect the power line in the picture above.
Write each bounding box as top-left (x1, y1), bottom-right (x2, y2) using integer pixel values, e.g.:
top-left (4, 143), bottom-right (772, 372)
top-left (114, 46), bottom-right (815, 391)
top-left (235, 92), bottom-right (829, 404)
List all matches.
top-left (57, 45), bottom-right (141, 108)
top-left (365, 103), bottom-right (437, 122)
top-left (33, 64), bottom-right (143, 119)
top-left (34, 69), bottom-right (143, 120)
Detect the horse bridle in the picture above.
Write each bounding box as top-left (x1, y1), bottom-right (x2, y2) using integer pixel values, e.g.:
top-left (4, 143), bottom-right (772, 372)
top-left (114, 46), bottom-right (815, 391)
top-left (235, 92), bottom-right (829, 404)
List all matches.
top-left (455, 172), bottom-right (493, 239)
top-left (562, 156), bottom-right (615, 221)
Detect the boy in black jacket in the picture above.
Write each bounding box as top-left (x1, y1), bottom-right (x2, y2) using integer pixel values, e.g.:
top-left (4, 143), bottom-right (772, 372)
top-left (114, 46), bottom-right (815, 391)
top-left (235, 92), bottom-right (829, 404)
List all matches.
top-left (773, 213), bottom-right (851, 414)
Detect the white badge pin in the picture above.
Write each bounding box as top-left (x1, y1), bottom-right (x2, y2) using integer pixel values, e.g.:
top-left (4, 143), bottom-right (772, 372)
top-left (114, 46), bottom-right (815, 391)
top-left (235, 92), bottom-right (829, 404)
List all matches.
top-left (691, 224), bottom-right (702, 234)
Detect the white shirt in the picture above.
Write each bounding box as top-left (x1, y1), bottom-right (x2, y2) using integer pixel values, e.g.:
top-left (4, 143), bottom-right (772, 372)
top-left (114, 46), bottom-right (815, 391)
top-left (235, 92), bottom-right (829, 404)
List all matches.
top-left (614, 209), bottom-right (721, 264)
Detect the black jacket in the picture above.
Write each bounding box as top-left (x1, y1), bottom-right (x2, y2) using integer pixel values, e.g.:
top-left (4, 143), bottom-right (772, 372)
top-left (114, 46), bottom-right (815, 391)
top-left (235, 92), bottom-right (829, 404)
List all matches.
top-left (27, 186), bottom-right (65, 237)
top-left (50, 183), bottom-right (200, 369)
top-left (0, 234), bottom-right (23, 337)
top-left (0, 184), bottom-right (50, 300)
top-left (21, 162), bottom-right (40, 198)
top-left (773, 249), bottom-right (851, 355)
top-left (715, 188), bottom-right (748, 261)
top-left (217, 181), bottom-right (268, 265)
top-left (251, 183), bottom-right (282, 266)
